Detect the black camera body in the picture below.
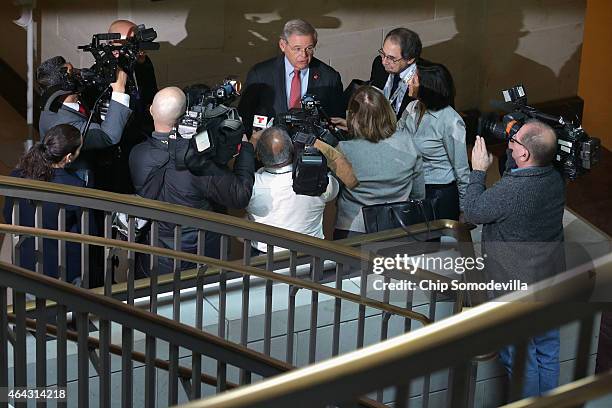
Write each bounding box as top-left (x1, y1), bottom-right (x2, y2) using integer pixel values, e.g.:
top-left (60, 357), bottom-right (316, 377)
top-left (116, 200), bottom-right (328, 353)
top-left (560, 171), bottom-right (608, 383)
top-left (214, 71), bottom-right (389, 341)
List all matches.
top-left (175, 80), bottom-right (244, 173)
top-left (274, 95), bottom-right (345, 196)
top-left (77, 25), bottom-right (159, 94)
top-left (479, 85), bottom-right (600, 180)
top-left (276, 94), bottom-right (346, 147)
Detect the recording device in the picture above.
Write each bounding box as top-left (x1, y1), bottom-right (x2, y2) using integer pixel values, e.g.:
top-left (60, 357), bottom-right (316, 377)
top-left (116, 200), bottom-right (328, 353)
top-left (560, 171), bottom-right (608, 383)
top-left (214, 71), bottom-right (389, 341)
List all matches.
top-left (276, 94), bottom-right (347, 147)
top-left (178, 79), bottom-right (241, 138)
top-left (275, 95), bottom-right (342, 196)
top-left (77, 25), bottom-right (159, 94)
top-left (173, 79), bottom-right (244, 174)
top-left (479, 85), bottom-right (600, 180)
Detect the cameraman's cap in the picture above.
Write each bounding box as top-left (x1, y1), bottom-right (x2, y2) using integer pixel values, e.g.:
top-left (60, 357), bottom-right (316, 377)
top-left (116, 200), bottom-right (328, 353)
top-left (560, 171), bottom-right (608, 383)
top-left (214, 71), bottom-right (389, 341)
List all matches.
top-left (37, 56), bottom-right (67, 90)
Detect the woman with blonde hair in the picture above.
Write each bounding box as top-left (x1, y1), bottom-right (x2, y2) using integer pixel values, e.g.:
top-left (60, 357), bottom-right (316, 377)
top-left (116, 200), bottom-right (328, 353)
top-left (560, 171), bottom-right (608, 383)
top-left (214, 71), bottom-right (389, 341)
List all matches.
top-left (334, 85), bottom-right (425, 238)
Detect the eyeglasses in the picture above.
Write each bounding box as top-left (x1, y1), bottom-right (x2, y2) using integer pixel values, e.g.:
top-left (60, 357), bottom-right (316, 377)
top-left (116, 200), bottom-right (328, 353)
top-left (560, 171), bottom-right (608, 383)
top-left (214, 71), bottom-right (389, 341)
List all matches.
top-left (378, 48), bottom-right (404, 64)
top-left (509, 135), bottom-right (530, 154)
top-left (283, 40), bottom-right (316, 55)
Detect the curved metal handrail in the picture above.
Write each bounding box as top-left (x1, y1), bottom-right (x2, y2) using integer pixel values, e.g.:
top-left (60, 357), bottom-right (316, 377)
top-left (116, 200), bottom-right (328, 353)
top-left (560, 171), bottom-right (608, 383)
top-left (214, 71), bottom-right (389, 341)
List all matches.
top-left (499, 369), bottom-right (612, 408)
top-left (8, 314), bottom-right (233, 390)
top-left (0, 260), bottom-right (293, 377)
top-left (0, 261), bottom-right (389, 408)
top-left (175, 252), bottom-right (611, 408)
top-left (0, 224), bottom-right (431, 324)
top-left (0, 175), bottom-right (362, 265)
top-left (0, 176), bottom-right (475, 267)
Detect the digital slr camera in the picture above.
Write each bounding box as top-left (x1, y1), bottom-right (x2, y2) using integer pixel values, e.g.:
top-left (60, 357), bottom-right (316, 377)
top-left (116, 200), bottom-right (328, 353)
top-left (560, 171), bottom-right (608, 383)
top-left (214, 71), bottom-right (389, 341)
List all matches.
top-left (478, 85), bottom-right (600, 180)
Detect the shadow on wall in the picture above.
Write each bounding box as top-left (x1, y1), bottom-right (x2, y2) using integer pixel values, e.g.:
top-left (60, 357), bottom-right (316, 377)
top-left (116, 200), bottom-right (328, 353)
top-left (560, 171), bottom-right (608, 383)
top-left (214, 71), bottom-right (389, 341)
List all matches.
top-left (152, 1), bottom-right (341, 89)
top-left (40, 1), bottom-right (582, 111)
top-left (422, 5), bottom-right (560, 111)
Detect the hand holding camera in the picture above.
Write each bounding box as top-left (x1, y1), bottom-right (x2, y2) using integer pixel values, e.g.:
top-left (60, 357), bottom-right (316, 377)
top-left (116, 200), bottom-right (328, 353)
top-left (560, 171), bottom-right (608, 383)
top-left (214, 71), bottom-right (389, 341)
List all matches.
top-left (111, 68), bottom-right (128, 93)
top-left (471, 136), bottom-right (494, 172)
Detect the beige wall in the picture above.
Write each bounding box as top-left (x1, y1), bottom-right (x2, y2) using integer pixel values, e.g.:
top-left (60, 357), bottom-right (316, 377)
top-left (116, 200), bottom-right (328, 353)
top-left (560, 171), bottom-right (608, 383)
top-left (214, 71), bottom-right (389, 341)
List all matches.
top-left (39, 0), bottom-right (585, 111)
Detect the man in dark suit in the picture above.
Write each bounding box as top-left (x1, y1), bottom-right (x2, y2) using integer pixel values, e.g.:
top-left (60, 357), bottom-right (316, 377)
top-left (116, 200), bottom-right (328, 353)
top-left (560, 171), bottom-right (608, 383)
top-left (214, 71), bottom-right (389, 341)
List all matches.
top-left (239, 19), bottom-right (344, 135)
top-left (106, 19), bottom-right (159, 193)
top-left (370, 28), bottom-right (422, 119)
top-left (37, 56), bottom-right (132, 187)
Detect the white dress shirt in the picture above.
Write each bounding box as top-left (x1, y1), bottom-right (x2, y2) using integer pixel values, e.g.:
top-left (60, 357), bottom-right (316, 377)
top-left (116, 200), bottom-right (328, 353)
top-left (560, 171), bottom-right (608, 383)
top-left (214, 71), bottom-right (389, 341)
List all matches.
top-left (383, 64), bottom-right (414, 114)
top-left (247, 164), bottom-right (339, 252)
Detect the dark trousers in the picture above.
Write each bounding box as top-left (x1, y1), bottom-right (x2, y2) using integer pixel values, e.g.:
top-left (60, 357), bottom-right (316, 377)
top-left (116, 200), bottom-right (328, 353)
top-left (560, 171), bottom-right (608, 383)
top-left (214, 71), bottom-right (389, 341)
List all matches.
top-left (426, 181), bottom-right (460, 221)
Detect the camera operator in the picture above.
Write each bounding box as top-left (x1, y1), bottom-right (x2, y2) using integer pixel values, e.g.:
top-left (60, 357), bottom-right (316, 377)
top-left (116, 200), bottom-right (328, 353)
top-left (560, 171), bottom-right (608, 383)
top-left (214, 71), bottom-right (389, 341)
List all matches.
top-left (37, 56), bottom-right (132, 187)
top-left (106, 19), bottom-right (158, 193)
top-left (246, 127), bottom-right (339, 255)
top-left (464, 122), bottom-right (565, 398)
top-left (129, 86), bottom-right (255, 274)
top-left (239, 19), bottom-right (344, 135)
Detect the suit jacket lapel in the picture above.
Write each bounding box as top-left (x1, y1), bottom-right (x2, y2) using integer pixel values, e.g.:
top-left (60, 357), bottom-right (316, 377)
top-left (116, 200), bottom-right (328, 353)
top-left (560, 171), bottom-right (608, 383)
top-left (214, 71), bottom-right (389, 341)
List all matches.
top-left (306, 58), bottom-right (320, 94)
top-left (275, 56), bottom-right (288, 113)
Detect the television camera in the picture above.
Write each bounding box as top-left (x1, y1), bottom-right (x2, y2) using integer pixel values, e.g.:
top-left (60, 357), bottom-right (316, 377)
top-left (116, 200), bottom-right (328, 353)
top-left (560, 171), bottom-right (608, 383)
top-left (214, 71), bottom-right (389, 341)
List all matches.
top-left (275, 95), bottom-right (348, 196)
top-left (174, 79), bottom-right (245, 174)
top-left (479, 85), bottom-right (600, 180)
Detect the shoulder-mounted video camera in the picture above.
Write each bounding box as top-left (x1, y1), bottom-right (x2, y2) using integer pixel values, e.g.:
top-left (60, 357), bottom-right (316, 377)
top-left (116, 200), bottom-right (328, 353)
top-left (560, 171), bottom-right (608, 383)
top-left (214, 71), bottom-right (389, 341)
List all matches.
top-left (173, 79), bottom-right (245, 174)
top-left (275, 95), bottom-right (346, 196)
top-left (77, 25), bottom-right (159, 94)
top-left (478, 85), bottom-right (600, 180)
top-left (276, 94), bottom-right (346, 147)
top-left (42, 25), bottom-right (160, 118)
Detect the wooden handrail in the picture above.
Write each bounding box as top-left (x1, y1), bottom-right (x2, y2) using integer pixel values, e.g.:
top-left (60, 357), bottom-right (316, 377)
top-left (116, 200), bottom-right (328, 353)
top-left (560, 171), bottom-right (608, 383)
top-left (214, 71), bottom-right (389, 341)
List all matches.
top-left (0, 224), bottom-right (431, 324)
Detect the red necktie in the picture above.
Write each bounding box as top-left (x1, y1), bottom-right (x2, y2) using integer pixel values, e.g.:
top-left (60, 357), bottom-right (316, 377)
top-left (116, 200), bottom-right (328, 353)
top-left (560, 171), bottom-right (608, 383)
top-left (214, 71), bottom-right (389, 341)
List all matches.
top-left (78, 103), bottom-right (88, 116)
top-left (288, 69), bottom-right (301, 109)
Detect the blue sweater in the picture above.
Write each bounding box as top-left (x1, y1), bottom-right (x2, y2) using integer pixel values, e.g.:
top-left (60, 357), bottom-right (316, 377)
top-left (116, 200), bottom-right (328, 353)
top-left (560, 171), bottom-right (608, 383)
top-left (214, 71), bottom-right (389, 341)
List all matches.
top-left (3, 169), bottom-right (87, 283)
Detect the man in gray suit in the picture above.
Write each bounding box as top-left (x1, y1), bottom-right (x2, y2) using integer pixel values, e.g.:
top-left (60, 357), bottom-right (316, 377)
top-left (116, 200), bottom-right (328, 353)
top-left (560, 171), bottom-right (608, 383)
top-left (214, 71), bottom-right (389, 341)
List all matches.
top-left (37, 55), bottom-right (132, 186)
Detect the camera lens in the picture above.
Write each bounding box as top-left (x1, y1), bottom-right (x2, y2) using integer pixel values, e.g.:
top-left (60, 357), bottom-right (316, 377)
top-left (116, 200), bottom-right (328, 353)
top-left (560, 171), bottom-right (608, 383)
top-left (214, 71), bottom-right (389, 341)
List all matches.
top-left (478, 113), bottom-right (508, 142)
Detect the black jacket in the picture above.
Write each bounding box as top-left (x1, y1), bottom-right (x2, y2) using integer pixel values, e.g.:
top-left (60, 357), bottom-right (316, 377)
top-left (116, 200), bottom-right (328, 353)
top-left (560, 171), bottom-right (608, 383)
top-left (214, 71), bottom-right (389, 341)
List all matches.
top-left (369, 55), bottom-right (416, 119)
top-left (129, 132), bottom-right (255, 254)
top-left (238, 55), bottom-right (344, 135)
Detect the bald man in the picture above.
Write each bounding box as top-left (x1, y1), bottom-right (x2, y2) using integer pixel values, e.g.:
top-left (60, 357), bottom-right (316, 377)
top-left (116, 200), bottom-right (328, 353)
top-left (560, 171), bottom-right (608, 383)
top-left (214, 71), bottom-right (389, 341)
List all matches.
top-left (464, 119), bottom-right (565, 398)
top-left (245, 127), bottom-right (338, 254)
top-left (129, 87), bottom-right (255, 274)
top-left (104, 18), bottom-right (158, 193)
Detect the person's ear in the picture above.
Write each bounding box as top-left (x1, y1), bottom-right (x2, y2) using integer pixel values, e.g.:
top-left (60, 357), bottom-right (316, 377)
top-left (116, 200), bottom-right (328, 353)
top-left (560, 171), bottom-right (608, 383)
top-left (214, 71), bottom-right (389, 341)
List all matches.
top-left (279, 38), bottom-right (287, 53)
top-left (407, 58), bottom-right (416, 65)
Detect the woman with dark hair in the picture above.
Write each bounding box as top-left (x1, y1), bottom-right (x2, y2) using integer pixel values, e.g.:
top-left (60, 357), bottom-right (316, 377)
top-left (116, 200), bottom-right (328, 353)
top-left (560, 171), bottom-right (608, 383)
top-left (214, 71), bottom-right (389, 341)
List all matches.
top-left (398, 62), bottom-right (469, 221)
top-left (334, 85), bottom-right (425, 238)
top-left (3, 124), bottom-right (85, 284)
